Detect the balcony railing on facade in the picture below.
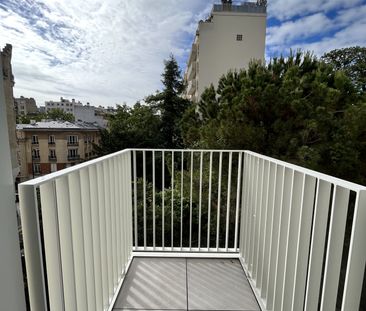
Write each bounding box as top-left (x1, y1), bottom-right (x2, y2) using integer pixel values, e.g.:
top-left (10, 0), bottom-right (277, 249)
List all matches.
top-left (18, 149), bottom-right (366, 311)
top-left (67, 141), bottom-right (79, 146)
top-left (49, 156), bottom-right (57, 161)
top-left (32, 155), bottom-right (40, 162)
top-left (213, 3), bottom-right (267, 14)
top-left (68, 154), bottom-right (80, 161)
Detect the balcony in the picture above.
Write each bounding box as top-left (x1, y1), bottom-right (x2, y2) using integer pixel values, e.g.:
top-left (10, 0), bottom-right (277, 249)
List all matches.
top-left (32, 155), bottom-right (40, 162)
top-left (68, 154), bottom-right (80, 161)
top-left (67, 141), bottom-right (79, 146)
top-left (18, 149), bottom-right (366, 311)
top-left (213, 3), bottom-right (267, 14)
top-left (48, 156), bottom-right (57, 161)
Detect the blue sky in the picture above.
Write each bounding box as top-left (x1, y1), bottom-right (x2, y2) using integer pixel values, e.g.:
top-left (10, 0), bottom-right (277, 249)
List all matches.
top-left (0, 0), bottom-right (365, 107)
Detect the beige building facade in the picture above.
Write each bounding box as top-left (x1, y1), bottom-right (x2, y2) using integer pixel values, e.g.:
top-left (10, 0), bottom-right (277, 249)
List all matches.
top-left (184, 1), bottom-right (267, 102)
top-left (1, 44), bottom-right (20, 179)
top-left (14, 96), bottom-right (38, 115)
top-left (17, 121), bottom-right (100, 181)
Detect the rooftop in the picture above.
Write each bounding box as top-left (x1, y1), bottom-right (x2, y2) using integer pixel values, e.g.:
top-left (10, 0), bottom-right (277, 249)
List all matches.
top-left (16, 120), bottom-right (100, 131)
top-left (213, 2), bottom-right (267, 14)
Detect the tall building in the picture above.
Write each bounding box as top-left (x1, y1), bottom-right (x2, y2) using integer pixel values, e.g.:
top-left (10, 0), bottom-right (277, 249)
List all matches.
top-left (1, 44), bottom-right (20, 179)
top-left (14, 96), bottom-right (38, 116)
top-left (16, 121), bottom-right (100, 181)
top-left (184, 0), bottom-right (267, 102)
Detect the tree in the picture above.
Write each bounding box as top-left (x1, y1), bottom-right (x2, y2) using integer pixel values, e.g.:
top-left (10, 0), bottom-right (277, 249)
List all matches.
top-left (47, 108), bottom-right (75, 122)
top-left (322, 46), bottom-right (366, 93)
top-left (182, 51), bottom-right (366, 184)
top-left (146, 55), bottom-right (190, 148)
top-left (95, 103), bottom-right (163, 155)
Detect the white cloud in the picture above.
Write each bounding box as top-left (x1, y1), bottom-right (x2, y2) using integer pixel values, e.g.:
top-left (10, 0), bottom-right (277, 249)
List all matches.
top-left (268, 0), bottom-right (363, 21)
top-left (267, 13), bottom-right (333, 46)
top-left (0, 0), bottom-right (215, 106)
top-left (266, 3), bottom-right (366, 57)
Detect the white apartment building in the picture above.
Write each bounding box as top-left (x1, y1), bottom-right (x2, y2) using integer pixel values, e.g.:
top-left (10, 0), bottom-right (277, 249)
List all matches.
top-left (45, 97), bottom-right (82, 114)
top-left (184, 0), bottom-right (267, 102)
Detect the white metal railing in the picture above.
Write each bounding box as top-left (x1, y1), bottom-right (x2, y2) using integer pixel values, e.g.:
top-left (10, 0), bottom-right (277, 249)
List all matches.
top-left (131, 149), bottom-right (245, 252)
top-left (19, 150), bottom-right (133, 311)
top-left (240, 151), bottom-right (366, 311)
top-left (18, 148), bottom-right (366, 311)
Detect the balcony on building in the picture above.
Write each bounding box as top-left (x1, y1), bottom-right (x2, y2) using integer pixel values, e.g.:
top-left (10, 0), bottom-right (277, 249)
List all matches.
top-left (213, 2), bottom-right (267, 14)
top-left (67, 141), bottom-right (79, 146)
top-left (32, 155), bottom-right (40, 162)
top-left (48, 155), bottom-right (57, 161)
top-left (18, 149), bottom-right (366, 311)
top-left (68, 154), bottom-right (80, 161)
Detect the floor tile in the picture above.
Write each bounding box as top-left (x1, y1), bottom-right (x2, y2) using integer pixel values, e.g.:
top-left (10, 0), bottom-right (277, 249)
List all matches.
top-left (113, 257), bottom-right (187, 310)
top-left (187, 259), bottom-right (260, 310)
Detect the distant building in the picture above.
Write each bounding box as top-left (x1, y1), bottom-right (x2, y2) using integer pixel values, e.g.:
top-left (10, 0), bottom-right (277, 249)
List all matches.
top-left (45, 97), bottom-right (82, 114)
top-left (74, 103), bottom-right (108, 128)
top-left (1, 44), bottom-right (20, 180)
top-left (14, 96), bottom-right (37, 116)
top-left (16, 121), bottom-right (100, 182)
top-left (184, 0), bottom-right (267, 102)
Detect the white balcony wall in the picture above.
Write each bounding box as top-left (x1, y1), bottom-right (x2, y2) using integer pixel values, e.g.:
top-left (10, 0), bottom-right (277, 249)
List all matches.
top-left (18, 148), bottom-right (366, 311)
top-left (19, 150), bottom-right (133, 311)
top-left (239, 151), bottom-right (366, 311)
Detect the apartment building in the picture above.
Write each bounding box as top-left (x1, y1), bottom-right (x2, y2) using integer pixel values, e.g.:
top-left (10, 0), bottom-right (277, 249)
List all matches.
top-left (184, 0), bottom-right (267, 102)
top-left (45, 97), bottom-right (82, 114)
top-left (14, 96), bottom-right (38, 116)
top-left (16, 120), bottom-right (100, 181)
top-left (1, 44), bottom-right (20, 180)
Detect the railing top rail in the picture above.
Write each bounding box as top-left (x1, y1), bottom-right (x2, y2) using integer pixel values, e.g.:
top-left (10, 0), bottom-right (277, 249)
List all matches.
top-left (245, 150), bottom-right (366, 191)
top-left (20, 147), bottom-right (366, 191)
top-left (129, 148), bottom-right (246, 153)
top-left (19, 149), bottom-right (130, 187)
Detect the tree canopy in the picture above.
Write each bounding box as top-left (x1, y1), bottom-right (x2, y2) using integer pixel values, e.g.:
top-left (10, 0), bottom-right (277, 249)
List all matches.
top-left (322, 46), bottom-right (366, 93)
top-left (146, 54), bottom-right (190, 148)
top-left (182, 51), bottom-right (366, 184)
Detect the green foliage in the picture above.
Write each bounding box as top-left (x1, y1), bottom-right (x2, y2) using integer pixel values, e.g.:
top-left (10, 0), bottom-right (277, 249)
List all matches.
top-left (146, 54), bottom-right (190, 148)
top-left (321, 46), bottom-right (366, 93)
top-left (95, 103), bottom-right (163, 155)
top-left (182, 50), bottom-right (366, 184)
top-left (47, 108), bottom-right (75, 122)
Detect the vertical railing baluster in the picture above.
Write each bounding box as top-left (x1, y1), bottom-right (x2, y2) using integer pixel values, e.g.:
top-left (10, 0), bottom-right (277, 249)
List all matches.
top-left (216, 152), bottom-right (223, 250)
top-left (143, 151), bottom-right (146, 249)
top-left (133, 150), bottom-right (137, 248)
top-left (207, 152), bottom-right (213, 250)
top-left (171, 151), bottom-right (174, 250)
top-left (152, 151), bottom-right (156, 250)
top-left (162, 151), bottom-right (165, 250)
top-left (225, 152), bottom-right (233, 251)
top-left (234, 152), bottom-right (242, 251)
top-left (189, 151), bottom-right (194, 250)
top-left (198, 151), bottom-right (203, 250)
top-left (180, 151), bottom-right (184, 250)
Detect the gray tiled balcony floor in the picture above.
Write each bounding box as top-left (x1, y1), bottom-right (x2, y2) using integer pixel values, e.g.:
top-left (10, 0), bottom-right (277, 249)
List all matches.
top-left (113, 257), bottom-right (260, 311)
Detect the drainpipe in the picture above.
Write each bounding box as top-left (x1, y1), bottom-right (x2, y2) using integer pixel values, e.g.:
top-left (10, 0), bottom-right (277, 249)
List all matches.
top-left (0, 53), bottom-right (27, 310)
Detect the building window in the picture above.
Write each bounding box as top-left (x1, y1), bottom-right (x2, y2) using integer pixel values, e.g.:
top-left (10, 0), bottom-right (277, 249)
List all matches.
top-left (32, 135), bottom-right (39, 144)
top-left (49, 149), bottom-right (56, 159)
top-left (68, 148), bottom-right (79, 160)
top-left (33, 163), bottom-right (41, 175)
top-left (236, 34), bottom-right (243, 41)
top-left (48, 135), bottom-right (55, 144)
top-left (67, 135), bottom-right (78, 145)
top-left (50, 163), bottom-right (57, 173)
top-left (32, 149), bottom-right (40, 159)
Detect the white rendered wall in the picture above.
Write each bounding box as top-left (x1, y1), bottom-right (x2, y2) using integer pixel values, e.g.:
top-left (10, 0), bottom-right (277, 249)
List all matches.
top-left (0, 55), bottom-right (27, 310)
top-left (197, 11), bottom-right (266, 98)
